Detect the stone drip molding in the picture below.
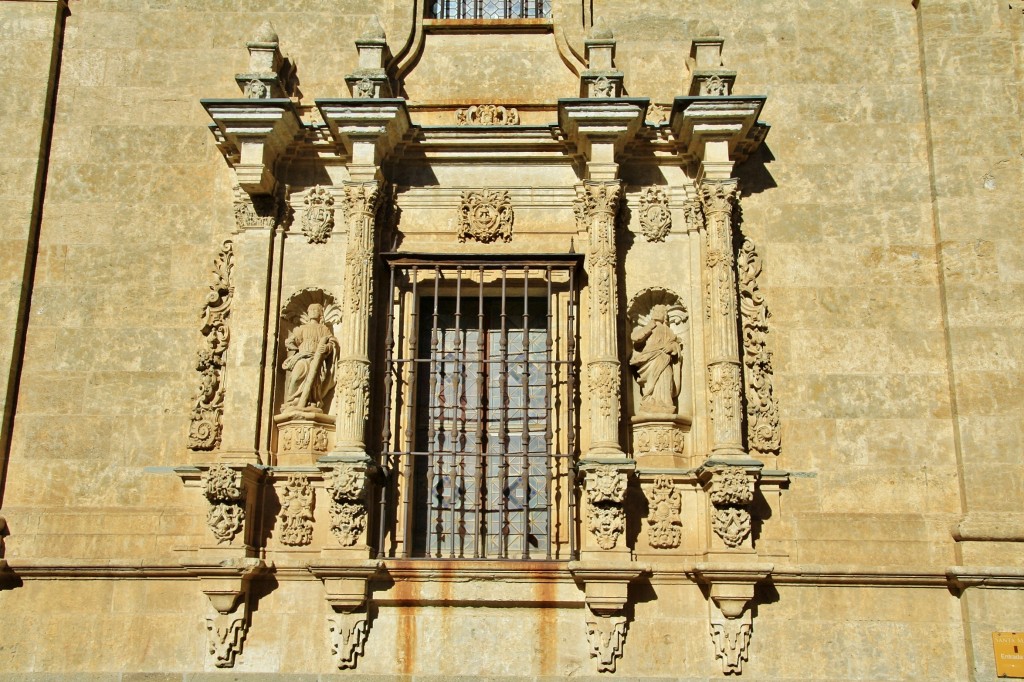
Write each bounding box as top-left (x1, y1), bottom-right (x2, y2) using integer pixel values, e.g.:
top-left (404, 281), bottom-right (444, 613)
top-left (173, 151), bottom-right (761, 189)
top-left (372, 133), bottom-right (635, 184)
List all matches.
top-left (738, 238), bottom-right (780, 457)
top-left (187, 240), bottom-right (234, 451)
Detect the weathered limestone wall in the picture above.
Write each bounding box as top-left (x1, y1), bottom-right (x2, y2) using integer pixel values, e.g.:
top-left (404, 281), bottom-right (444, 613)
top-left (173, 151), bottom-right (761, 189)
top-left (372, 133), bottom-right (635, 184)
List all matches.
top-left (0, 0), bottom-right (1021, 679)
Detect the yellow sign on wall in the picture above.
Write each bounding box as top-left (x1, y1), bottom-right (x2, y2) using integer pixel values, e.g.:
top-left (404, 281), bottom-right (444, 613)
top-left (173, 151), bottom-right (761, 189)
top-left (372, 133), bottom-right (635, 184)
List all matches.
top-left (994, 632), bottom-right (1024, 678)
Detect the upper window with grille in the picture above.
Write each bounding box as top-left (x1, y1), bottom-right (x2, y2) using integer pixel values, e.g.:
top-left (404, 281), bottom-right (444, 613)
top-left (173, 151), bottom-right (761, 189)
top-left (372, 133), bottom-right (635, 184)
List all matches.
top-left (429, 0), bottom-right (551, 19)
top-left (377, 255), bottom-right (579, 560)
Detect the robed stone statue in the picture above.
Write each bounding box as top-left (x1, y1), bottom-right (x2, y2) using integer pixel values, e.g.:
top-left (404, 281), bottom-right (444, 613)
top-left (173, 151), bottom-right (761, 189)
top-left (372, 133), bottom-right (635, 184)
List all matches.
top-left (282, 303), bottom-right (338, 412)
top-left (629, 304), bottom-right (682, 414)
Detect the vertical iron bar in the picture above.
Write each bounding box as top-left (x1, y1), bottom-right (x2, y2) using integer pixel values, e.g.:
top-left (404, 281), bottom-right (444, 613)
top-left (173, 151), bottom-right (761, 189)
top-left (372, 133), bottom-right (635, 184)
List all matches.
top-left (378, 262), bottom-right (397, 559)
top-left (567, 264), bottom-right (577, 560)
top-left (475, 267), bottom-right (486, 558)
top-left (452, 267), bottom-right (463, 558)
top-left (521, 267), bottom-right (531, 559)
top-left (544, 267), bottom-right (554, 559)
top-left (499, 266), bottom-right (510, 558)
top-left (430, 267), bottom-right (445, 557)
top-left (401, 268), bottom-right (419, 558)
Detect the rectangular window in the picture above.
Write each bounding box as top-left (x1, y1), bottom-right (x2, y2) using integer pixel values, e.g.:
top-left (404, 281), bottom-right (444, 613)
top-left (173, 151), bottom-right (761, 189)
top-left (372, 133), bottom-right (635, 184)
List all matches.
top-left (378, 255), bottom-right (579, 560)
top-left (429, 0), bottom-right (551, 20)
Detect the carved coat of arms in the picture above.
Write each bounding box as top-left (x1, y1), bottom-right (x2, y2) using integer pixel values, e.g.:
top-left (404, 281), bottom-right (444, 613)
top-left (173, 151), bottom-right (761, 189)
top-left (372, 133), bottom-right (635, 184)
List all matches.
top-left (458, 189), bottom-right (513, 243)
top-left (302, 185), bottom-right (335, 244)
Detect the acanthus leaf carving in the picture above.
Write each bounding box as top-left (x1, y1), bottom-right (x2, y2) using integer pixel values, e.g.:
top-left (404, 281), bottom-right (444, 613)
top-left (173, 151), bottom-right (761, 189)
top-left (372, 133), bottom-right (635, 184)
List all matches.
top-left (205, 613), bottom-right (247, 668)
top-left (706, 465), bottom-right (757, 548)
top-left (455, 104), bottom-right (520, 126)
top-left (340, 182), bottom-right (382, 220)
top-left (336, 359), bottom-right (370, 422)
top-left (646, 477), bottom-right (682, 549)
top-left (738, 238), bottom-right (781, 457)
top-left (575, 182), bottom-right (621, 316)
top-left (458, 189), bottom-right (513, 243)
top-left (637, 187), bottom-right (672, 242)
top-left (279, 474), bottom-right (314, 546)
top-left (708, 466), bottom-right (753, 506)
top-left (302, 185), bottom-right (335, 244)
top-left (708, 363), bottom-right (742, 435)
top-left (188, 240), bottom-right (233, 451)
top-left (586, 615), bottom-right (628, 672)
top-left (585, 466), bottom-right (628, 505)
top-left (328, 613), bottom-right (370, 669)
top-left (588, 362), bottom-right (618, 419)
top-left (233, 186), bottom-right (278, 232)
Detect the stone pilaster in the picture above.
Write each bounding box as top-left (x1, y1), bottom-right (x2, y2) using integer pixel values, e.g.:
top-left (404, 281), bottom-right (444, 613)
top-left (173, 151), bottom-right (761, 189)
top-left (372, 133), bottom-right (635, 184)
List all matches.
top-left (699, 179), bottom-right (745, 458)
top-left (331, 181), bottom-right (382, 458)
top-left (574, 180), bottom-right (625, 456)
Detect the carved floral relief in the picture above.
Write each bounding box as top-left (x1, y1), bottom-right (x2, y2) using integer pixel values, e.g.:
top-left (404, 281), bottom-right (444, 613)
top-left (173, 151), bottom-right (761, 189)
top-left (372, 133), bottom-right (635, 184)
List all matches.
top-left (637, 187), bottom-right (672, 242)
top-left (188, 241), bottom-right (233, 451)
top-left (458, 189), bottom-right (513, 243)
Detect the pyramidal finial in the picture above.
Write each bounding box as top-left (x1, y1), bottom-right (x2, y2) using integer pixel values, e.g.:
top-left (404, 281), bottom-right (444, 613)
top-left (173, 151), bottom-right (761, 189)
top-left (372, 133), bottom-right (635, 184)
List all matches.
top-left (360, 15), bottom-right (386, 41)
top-left (252, 20), bottom-right (279, 44)
top-left (589, 17), bottom-right (613, 40)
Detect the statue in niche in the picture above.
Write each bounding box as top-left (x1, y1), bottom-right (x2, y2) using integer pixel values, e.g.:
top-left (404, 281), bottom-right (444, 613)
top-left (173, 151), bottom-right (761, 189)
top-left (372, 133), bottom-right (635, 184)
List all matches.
top-left (282, 303), bottom-right (338, 412)
top-left (630, 304), bottom-right (683, 414)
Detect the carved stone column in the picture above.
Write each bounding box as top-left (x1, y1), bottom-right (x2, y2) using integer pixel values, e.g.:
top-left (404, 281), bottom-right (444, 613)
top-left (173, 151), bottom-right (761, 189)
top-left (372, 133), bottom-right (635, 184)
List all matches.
top-left (699, 179), bottom-right (746, 458)
top-left (332, 181), bottom-right (381, 458)
top-left (575, 180), bottom-right (624, 456)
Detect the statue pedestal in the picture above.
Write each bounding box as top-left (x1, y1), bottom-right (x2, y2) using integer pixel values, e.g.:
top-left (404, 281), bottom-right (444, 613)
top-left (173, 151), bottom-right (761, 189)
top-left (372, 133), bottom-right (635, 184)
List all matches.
top-left (274, 409), bottom-right (336, 466)
top-left (631, 415), bottom-right (688, 468)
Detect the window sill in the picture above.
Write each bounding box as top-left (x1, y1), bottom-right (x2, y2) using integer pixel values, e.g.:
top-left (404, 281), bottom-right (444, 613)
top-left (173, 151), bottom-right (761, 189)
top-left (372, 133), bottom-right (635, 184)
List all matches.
top-left (423, 18), bottom-right (553, 34)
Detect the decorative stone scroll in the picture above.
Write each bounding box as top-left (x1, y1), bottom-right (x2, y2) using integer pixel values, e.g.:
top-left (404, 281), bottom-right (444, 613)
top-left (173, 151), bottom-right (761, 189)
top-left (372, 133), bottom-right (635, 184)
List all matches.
top-left (206, 613), bottom-right (247, 668)
top-left (279, 474), bottom-right (314, 546)
top-left (328, 464), bottom-right (367, 546)
top-left (646, 477), bottom-right (682, 549)
top-left (328, 613), bottom-right (370, 669)
top-left (458, 189), bottom-right (513, 243)
top-left (203, 464), bottom-right (245, 544)
top-left (707, 466), bottom-right (756, 549)
top-left (586, 614), bottom-right (628, 672)
top-left (585, 466), bottom-right (628, 550)
top-left (456, 104), bottom-right (520, 126)
top-left (637, 187), bottom-right (672, 242)
top-left (738, 239), bottom-right (781, 457)
top-left (301, 185), bottom-right (335, 244)
top-left (188, 240), bottom-right (233, 451)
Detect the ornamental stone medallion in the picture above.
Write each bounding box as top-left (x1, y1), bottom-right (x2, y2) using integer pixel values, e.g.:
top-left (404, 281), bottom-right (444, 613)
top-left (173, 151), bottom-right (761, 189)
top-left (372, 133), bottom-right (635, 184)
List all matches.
top-left (458, 189), bottom-right (513, 243)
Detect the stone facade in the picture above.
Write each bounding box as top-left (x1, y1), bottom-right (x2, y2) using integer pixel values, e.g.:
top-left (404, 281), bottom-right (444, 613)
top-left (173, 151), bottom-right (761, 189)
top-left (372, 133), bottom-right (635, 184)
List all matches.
top-left (0, 1), bottom-right (1023, 679)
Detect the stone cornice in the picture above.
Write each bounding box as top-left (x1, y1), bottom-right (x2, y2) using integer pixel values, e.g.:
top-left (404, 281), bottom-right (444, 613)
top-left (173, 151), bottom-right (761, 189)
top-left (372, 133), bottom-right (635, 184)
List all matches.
top-left (669, 95), bottom-right (769, 165)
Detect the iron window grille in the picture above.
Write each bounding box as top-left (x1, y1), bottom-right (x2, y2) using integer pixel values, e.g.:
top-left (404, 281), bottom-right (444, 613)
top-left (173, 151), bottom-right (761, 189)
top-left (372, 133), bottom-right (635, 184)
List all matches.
top-left (378, 254), bottom-right (579, 560)
top-left (429, 0), bottom-right (551, 19)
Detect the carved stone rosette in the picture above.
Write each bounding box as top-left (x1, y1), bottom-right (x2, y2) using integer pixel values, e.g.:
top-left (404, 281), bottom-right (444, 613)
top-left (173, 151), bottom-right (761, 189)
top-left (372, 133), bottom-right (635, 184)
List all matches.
top-left (458, 189), bottom-right (513, 243)
top-left (586, 614), bottom-right (628, 672)
top-left (574, 181), bottom-right (625, 455)
top-left (279, 474), bottom-right (314, 546)
top-left (699, 180), bottom-right (746, 457)
top-left (456, 104), bottom-right (520, 125)
top-left (637, 187), bottom-right (672, 242)
top-left (203, 464), bottom-right (246, 544)
top-left (188, 240), bottom-right (234, 451)
top-left (328, 463), bottom-right (368, 546)
top-left (302, 185), bottom-right (335, 244)
top-left (646, 477), bottom-right (682, 549)
top-left (738, 239), bottom-right (781, 457)
top-left (584, 466), bottom-right (629, 550)
top-left (704, 465), bottom-right (758, 549)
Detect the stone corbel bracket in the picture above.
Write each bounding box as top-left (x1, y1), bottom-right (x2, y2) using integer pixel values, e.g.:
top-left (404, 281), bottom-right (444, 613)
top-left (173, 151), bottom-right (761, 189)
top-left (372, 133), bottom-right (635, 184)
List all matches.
top-left (669, 96), bottom-right (769, 172)
top-left (201, 98), bottom-right (303, 195)
top-left (569, 560), bottom-right (651, 673)
top-left (181, 557), bottom-right (269, 668)
top-left (557, 98), bottom-right (646, 179)
top-left (308, 560), bottom-right (384, 670)
top-left (695, 562), bottom-right (773, 675)
top-left (315, 99), bottom-right (411, 182)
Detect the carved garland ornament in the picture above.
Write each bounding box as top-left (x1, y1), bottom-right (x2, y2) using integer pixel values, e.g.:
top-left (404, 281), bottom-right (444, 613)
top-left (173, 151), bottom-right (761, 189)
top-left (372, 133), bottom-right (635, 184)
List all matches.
top-left (279, 474), bottom-right (314, 546)
top-left (738, 239), bottom-right (781, 457)
top-left (646, 477), bottom-right (682, 549)
top-left (456, 104), bottom-right (520, 125)
top-left (638, 187), bottom-right (672, 242)
top-left (329, 464), bottom-right (367, 546)
top-left (302, 185), bottom-right (335, 244)
top-left (188, 240), bottom-right (233, 451)
top-left (458, 189), bottom-right (513, 243)
top-left (203, 464), bottom-right (245, 544)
